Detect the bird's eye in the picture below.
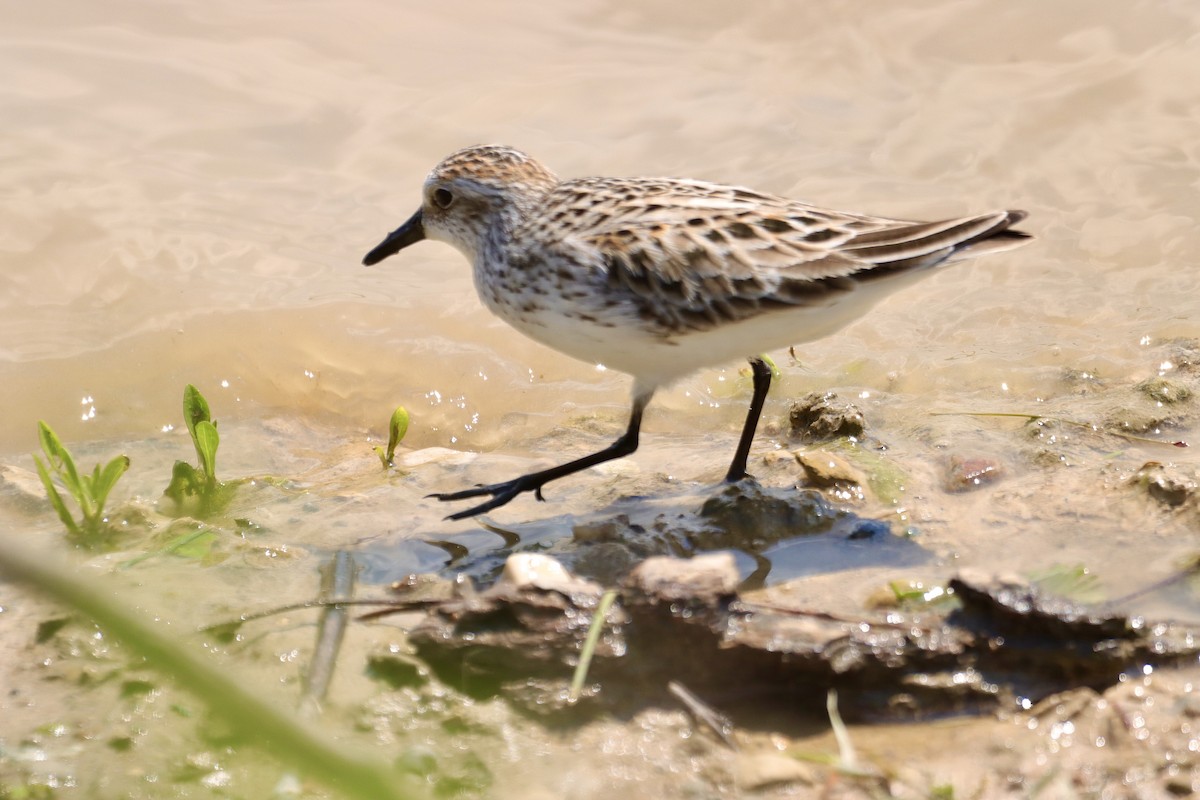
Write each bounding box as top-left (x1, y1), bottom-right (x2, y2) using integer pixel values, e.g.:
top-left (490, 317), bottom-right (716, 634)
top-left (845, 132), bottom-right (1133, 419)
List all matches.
top-left (433, 187), bottom-right (454, 209)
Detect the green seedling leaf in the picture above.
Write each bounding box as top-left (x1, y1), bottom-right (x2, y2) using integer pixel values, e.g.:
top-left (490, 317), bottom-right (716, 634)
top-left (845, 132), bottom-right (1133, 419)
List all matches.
top-left (37, 421), bottom-right (84, 508)
top-left (164, 461), bottom-right (204, 507)
top-left (385, 405), bottom-right (410, 465)
top-left (163, 385), bottom-right (234, 519)
top-left (888, 579), bottom-right (954, 608)
top-left (161, 463), bottom-right (234, 519)
top-left (194, 420), bottom-right (219, 481)
top-left (91, 455), bottom-right (131, 510)
top-left (889, 579), bottom-right (928, 604)
top-left (164, 529), bottom-right (218, 560)
top-left (183, 384), bottom-right (212, 439)
top-left (119, 527), bottom-right (217, 568)
top-left (183, 383), bottom-right (221, 475)
top-left (34, 454), bottom-right (81, 536)
top-left (34, 421), bottom-right (129, 543)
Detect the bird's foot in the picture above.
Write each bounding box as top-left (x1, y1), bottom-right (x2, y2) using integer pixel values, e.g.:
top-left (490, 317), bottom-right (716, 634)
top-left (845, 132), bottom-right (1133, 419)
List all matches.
top-left (724, 468), bottom-right (752, 483)
top-left (723, 470), bottom-right (762, 491)
top-left (428, 474), bottom-right (548, 520)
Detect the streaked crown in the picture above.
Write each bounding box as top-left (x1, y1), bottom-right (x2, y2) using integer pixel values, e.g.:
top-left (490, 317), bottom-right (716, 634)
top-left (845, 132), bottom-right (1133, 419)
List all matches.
top-left (426, 145), bottom-right (558, 198)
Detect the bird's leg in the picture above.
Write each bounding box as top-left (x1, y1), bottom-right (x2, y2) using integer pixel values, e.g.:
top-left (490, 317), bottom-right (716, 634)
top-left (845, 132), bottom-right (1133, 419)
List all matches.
top-left (432, 390), bottom-right (653, 520)
top-left (725, 356), bottom-right (773, 482)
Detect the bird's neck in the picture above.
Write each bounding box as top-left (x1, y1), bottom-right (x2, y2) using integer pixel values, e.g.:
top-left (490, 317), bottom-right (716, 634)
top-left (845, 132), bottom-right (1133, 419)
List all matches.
top-left (479, 189), bottom-right (546, 264)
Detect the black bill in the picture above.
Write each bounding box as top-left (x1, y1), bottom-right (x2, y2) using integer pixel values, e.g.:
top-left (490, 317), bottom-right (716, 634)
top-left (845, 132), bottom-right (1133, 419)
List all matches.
top-left (362, 208), bottom-right (425, 266)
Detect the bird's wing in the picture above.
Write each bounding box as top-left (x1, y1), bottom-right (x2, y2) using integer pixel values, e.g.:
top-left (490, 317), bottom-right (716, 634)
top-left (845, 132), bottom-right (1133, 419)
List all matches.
top-left (551, 178), bottom-right (1027, 333)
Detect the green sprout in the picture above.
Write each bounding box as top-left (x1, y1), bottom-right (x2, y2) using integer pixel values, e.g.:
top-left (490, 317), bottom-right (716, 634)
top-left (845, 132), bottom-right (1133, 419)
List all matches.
top-left (163, 384), bottom-right (234, 518)
top-left (33, 420), bottom-right (129, 544)
top-left (759, 352), bottom-right (782, 380)
top-left (375, 405), bottom-right (410, 468)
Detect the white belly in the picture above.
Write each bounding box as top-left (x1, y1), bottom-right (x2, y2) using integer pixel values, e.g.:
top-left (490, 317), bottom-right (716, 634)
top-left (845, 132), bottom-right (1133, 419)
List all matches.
top-left (494, 268), bottom-right (933, 389)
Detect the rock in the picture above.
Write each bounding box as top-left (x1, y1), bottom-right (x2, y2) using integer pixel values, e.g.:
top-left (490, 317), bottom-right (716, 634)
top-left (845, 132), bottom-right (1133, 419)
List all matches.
top-left (0, 464), bottom-right (49, 514)
top-left (495, 553), bottom-right (603, 598)
top-left (398, 447), bottom-right (477, 468)
top-left (795, 449), bottom-right (867, 488)
top-left (696, 481), bottom-right (855, 549)
top-left (945, 455), bottom-right (1004, 493)
top-left (735, 751), bottom-right (815, 790)
top-left (625, 553), bottom-right (739, 603)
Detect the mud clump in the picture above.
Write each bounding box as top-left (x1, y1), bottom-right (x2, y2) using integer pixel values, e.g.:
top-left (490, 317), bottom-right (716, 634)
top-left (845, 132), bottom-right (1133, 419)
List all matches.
top-left (406, 554), bottom-right (1200, 722)
top-left (1131, 461), bottom-right (1197, 508)
top-left (1136, 376), bottom-right (1193, 405)
top-left (788, 392), bottom-right (865, 441)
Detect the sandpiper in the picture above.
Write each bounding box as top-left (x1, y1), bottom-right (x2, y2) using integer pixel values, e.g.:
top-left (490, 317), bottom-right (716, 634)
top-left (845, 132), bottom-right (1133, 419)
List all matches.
top-left (364, 145), bottom-right (1031, 519)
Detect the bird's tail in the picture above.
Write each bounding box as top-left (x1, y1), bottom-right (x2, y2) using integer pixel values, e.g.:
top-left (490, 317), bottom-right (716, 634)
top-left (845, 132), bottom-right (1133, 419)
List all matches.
top-left (843, 209), bottom-right (1032, 273)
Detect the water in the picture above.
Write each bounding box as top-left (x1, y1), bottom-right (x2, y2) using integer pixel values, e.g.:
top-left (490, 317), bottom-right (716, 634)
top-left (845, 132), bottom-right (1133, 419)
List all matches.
top-left (4, 0), bottom-right (1200, 585)
top-left (6, 0), bottom-right (1200, 794)
top-left (6, 0), bottom-right (1200, 582)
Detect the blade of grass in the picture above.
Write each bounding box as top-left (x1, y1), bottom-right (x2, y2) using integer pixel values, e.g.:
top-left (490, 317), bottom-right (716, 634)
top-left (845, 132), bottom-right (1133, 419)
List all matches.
top-left (568, 589), bottom-right (617, 702)
top-left (827, 689), bottom-right (858, 771)
top-left (0, 536), bottom-right (419, 800)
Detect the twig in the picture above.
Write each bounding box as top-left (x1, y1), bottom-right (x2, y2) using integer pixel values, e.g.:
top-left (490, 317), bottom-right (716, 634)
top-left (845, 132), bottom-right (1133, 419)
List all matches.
top-left (668, 681), bottom-right (737, 750)
top-left (931, 411), bottom-right (1188, 448)
top-left (199, 598), bottom-right (440, 635)
top-left (299, 551), bottom-right (358, 717)
top-left (1107, 553), bottom-right (1200, 608)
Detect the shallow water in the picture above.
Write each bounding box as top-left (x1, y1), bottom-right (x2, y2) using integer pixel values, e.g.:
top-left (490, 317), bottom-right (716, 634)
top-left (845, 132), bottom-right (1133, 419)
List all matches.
top-left (7, 0), bottom-right (1200, 562)
top-left (4, 0), bottom-right (1200, 793)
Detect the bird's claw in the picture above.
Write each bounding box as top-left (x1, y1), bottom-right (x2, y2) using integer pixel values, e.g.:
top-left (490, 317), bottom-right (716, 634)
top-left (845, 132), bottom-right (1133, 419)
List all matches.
top-left (429, 475), bottom-right (544, 520)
